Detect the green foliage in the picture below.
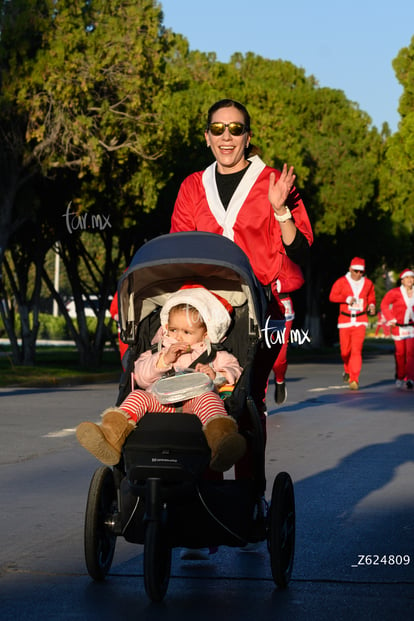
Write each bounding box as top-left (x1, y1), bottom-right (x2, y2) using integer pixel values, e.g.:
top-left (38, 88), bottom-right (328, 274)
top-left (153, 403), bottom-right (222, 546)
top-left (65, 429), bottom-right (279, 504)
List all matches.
top-left (38, 313), bottom-right (70, 339)
top-left (0, 311), bottom-right (117, 340)
top-left (380, 36), bottom-right (414, 236)
top-left (16, 0), bottom-right (177, 210)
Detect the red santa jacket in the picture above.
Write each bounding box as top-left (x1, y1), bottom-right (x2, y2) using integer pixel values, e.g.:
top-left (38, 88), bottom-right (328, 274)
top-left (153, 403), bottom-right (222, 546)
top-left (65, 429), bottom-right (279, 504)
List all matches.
top-left (170, 155), bottom-right (313, 287)
top-left (380, 286), bottom-right (414, 340)
top-left (329, 273), bottom-right (376, 328)
top-left (110, 291), bottom-right (129, 364)
top-left (271, 253), bottom-right (305, 321)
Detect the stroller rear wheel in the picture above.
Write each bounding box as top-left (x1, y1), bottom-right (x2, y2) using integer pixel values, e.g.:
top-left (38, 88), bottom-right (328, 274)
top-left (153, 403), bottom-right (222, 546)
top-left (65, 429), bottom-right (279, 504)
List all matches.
top-left (267, 471), bottom-right (295, 588)
top-left (84, 466), bottom-right (117, 581)
top-left (144, 519), bottom-right (172, 602)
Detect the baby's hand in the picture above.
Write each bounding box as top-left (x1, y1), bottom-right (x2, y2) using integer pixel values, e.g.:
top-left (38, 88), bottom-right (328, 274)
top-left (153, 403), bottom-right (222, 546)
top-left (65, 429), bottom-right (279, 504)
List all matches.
top-left (163, 342), bottom-right (192, 364)
top-left (195, 363), bottom-right (216, 380)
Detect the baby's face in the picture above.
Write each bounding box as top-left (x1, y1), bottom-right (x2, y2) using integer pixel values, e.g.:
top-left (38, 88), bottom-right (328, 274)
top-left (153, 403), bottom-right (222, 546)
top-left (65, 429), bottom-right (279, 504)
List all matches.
top-left (167, 308), bottom-right (207, 346)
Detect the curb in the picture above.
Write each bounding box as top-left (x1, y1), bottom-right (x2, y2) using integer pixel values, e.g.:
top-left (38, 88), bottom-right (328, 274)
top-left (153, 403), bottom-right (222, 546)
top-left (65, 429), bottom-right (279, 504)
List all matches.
top-left (0, 372), bottom-right (121, 389)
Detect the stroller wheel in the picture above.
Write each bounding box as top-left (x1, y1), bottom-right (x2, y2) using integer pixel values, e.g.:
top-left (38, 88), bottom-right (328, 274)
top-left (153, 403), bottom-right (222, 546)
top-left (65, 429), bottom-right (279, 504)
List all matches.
top-left (267, 471), bottom-right (295, 588)
top-left (144, 519), bottom-right (172, 602)
top-left (84, 466), bottom-right (117, 581)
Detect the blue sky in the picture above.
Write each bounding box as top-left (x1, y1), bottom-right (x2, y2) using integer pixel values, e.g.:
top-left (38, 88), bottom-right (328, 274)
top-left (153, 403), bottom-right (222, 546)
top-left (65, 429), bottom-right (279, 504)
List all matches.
top-left (160, 0), bottom-right (414, 133)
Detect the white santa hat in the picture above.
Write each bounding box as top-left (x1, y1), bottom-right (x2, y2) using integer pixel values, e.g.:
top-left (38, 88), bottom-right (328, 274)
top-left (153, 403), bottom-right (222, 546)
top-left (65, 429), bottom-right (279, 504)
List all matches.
top-left (160, 285), bottom-right (233, 344)
top-left (400, 268), bottom-right (414, 280)
top-left (349, 257), bottom-right (365, 271)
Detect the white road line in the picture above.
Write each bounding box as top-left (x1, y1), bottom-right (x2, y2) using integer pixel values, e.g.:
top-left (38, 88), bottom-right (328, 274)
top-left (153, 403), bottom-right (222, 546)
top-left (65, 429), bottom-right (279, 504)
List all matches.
top-left (43, 428), bottom-right (77, 438)
top-left (308, 385), bottom-right (347, 392)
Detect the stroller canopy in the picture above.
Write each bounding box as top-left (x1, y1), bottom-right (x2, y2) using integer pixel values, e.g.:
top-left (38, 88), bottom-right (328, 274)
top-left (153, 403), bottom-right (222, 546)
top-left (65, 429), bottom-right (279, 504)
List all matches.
top-left (117, 232), bottom-right (268, 344)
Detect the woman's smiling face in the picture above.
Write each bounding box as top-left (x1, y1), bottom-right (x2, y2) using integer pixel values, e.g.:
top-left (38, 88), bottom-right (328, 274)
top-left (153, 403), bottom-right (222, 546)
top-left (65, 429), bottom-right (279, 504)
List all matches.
top-left (205, 106), bottom-right (251, 174)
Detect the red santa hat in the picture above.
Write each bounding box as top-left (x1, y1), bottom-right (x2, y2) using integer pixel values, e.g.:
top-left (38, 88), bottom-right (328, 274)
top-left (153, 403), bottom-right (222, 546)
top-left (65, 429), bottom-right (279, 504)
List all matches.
top-left (160, 284), bottom-right (233, 343)
top-left (349, 257), bottom-right (365, 272)
top-left (400, 268), bottom-right (414, 280)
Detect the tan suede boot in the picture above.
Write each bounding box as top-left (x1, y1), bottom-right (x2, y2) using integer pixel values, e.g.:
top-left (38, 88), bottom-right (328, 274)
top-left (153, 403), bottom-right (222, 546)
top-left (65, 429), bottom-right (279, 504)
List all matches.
top-left (203, 415), bottom-right (246, 472)
top-left (76, 407), bottom-right (135, 466)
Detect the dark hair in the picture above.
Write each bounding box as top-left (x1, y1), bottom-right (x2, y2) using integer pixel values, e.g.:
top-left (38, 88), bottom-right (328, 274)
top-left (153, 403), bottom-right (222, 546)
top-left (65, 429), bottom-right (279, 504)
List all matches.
top-left (206, 99), bottom-right (261, 157)
top-left (206, 99), bottom-right (251, 131)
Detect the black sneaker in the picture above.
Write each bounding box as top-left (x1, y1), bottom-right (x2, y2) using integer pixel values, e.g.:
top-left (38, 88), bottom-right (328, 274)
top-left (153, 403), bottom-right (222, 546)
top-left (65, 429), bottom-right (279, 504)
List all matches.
top-left (343, 372), bottom-right (350, 383)
top-left (275, 382), bottom-right (287, 405)
top-left (406, 380), bottom-right (414, 390)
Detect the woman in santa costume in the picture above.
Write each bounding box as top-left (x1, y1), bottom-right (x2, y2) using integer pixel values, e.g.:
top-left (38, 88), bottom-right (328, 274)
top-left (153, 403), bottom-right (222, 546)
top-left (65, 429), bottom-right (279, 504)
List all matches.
top-left (170, 98), bottom-right (313, 418)
top-left (329, 257), bottom-right (376, 390)
top-left (380, 268), bottom-right (414, 389)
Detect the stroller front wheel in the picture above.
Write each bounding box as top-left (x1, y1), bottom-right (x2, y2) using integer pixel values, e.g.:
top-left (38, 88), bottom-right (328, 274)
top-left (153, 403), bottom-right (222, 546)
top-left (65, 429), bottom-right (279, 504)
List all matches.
top-left (267, 471), bottom-right (295, 588)
top-left (144, 519), bottom-right (172, 602)
top-left (84, 466), bottom-right (117, 581)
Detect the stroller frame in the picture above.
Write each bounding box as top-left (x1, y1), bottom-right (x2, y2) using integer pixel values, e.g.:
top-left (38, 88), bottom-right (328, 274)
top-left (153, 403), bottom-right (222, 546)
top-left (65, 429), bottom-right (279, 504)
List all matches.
top-left (82, 232), bottom-right (295, 601)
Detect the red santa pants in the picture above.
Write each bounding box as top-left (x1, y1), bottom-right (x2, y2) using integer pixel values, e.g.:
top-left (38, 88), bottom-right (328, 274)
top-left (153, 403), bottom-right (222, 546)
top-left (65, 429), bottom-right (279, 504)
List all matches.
top-left (393, 337), bottom-right (414, 381)
top-left (339, 325), bottom-right (366, 382)
top-left (120, 389), bottom-right (227, 426)
top-left (272, 318), bottom-right (293, 383)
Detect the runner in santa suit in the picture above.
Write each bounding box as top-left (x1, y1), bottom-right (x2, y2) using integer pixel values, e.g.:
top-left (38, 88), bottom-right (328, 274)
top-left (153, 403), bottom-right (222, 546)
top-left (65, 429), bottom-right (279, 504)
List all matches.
top-left (271, 255), bottom-right (305, 405)
top-left (171, 100), bottom-right (313, 414)
top-left (380, 268), bottom-right (414, 389)
top-left (329, 257), bottom-right (376, 390)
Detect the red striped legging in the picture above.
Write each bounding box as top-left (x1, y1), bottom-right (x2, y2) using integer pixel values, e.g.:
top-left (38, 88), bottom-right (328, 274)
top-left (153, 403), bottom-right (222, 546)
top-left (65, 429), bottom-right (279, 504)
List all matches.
top-left (120, 389), bottom-right (227, 426)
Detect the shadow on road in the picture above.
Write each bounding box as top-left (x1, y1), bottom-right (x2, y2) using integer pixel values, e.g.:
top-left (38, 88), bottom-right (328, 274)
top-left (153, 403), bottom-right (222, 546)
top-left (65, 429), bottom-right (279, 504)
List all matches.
top-left (292, 433), bottom-right (414, 580)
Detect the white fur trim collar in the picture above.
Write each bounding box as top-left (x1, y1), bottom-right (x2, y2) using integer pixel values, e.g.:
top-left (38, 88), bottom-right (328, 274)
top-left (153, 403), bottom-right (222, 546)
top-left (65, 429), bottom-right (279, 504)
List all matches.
top-left (400, 285), bottom-right (414, 324)
top-left (202, 155), bottom-right (266, 241)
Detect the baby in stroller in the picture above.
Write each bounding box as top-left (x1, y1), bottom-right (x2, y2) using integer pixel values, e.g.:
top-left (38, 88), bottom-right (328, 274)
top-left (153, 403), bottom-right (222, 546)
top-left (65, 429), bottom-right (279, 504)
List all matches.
top-left (76, 284), bottom-right (246, 472)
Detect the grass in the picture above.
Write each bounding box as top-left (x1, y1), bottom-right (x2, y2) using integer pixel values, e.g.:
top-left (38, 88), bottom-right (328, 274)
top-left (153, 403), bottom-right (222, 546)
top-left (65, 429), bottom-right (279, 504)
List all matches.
top-left (0, 346), bottom-right (122, 388)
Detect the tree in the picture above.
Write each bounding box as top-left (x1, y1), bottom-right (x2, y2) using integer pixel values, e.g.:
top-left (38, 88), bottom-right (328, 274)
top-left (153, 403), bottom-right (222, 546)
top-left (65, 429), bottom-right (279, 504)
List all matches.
top-left (381, 35), bottom-right (414, 253)
top-left (0, 0), bottom-right (56, 363)
top-left (0, 0), bottom-right (186, 366)
top-left (0, 0), bottom-right (50, 251)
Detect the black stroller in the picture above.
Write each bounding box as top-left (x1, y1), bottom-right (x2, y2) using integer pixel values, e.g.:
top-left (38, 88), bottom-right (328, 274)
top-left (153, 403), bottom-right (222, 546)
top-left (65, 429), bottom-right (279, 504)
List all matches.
top-left (82, 231), bottom-right (295, 601)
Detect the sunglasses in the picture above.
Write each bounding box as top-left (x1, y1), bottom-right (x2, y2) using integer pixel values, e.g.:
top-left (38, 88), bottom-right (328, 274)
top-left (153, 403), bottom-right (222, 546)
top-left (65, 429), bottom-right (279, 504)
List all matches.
top-left (207, 122), bottom-right (248, 136)
top-left (352, 269), bottom-right (364, 273)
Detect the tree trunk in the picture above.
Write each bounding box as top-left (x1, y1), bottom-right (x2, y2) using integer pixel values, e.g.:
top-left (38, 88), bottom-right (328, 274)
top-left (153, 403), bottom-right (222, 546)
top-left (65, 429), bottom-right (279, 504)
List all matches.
top-left (18, 305), bottom-right (38, 366)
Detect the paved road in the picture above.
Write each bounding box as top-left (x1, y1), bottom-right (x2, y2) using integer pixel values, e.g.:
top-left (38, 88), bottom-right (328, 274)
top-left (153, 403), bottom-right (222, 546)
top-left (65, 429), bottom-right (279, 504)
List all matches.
top-left (0, 350), bottom-right (413, 620)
